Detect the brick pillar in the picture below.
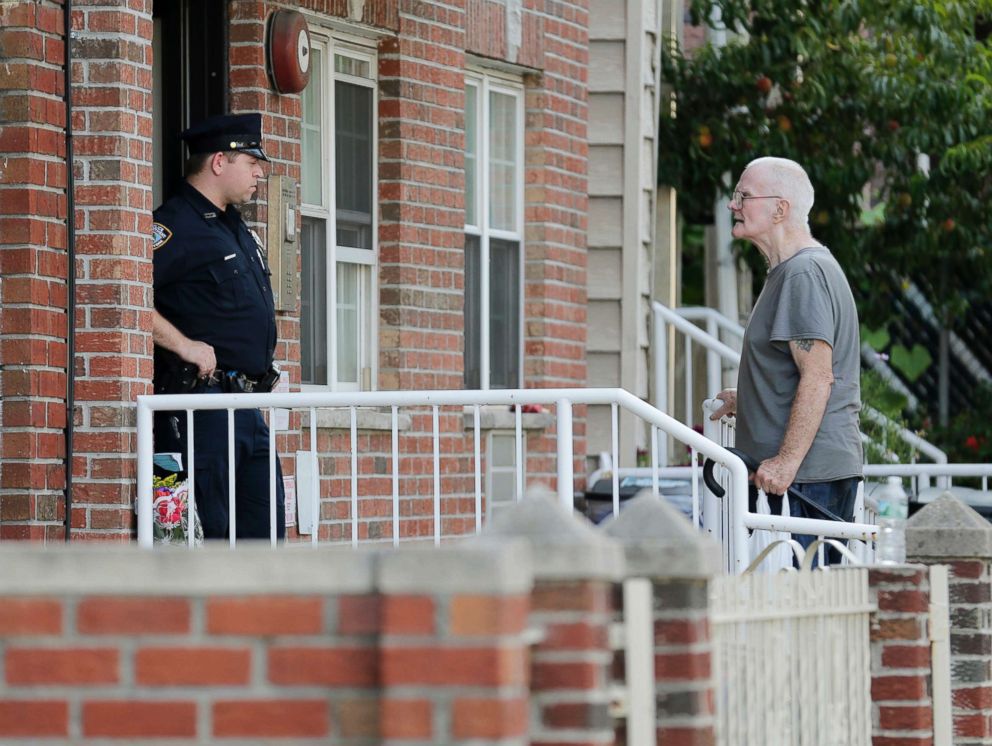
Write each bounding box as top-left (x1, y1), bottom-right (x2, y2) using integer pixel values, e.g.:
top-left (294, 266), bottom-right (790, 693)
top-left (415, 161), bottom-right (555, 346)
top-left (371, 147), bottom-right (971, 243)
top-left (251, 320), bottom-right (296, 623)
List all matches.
top-left (0, 1), bottom-right (69, 540)
top-left (487, 490), bottom-right (624, 745)
top-left (69, 0), bottom-right (154, 538)
top-left (868, 566), bottom-right (936, 745)
top-left (603, 493), bottom-right (720, 746)
top-left (907, 494), bottom-right (992, 745)
top-left (377, 541), bottom-right (533, 744)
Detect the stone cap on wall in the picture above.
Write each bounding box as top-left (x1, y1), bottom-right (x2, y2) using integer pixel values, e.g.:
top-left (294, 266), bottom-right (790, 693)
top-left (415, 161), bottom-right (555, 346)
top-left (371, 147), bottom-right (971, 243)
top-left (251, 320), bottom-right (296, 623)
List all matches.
top-left (377, 538), bottom-right (533, 594)
top-left (0, 544), bottom-right (377, 596)
top-left (600, 491), bottom-right (721, 578)
top-left (906, 492), bottom-right (992, 559)
top-left (484, 488), bottom-right (625, 582)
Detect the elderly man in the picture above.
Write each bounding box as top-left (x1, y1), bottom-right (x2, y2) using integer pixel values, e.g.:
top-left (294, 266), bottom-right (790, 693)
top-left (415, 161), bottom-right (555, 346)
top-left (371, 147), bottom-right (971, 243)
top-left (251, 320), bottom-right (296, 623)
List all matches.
top-left (710, 157), bottom-right (862, 564)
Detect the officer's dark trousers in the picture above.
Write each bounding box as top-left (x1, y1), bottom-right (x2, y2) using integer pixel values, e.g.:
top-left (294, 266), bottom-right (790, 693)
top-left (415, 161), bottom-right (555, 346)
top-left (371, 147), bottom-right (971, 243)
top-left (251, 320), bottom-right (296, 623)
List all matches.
top-left (155, 387), bottom-right (286, 540)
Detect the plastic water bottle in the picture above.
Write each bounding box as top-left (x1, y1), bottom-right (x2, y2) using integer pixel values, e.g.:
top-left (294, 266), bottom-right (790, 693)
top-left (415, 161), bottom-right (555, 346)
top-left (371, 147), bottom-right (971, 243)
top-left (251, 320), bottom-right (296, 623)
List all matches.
top-left (875, 476), bottom-right (909, 564)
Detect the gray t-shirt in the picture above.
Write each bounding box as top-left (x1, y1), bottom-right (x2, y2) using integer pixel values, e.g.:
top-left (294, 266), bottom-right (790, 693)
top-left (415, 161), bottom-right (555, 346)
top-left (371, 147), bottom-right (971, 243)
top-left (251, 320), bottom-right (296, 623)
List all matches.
top-left (736, 247), bottom-right (863, 483)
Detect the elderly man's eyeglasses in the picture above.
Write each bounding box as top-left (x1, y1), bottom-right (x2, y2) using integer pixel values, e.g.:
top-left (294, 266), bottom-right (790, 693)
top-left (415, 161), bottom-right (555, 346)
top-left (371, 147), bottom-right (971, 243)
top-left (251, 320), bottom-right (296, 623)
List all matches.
top-left (731, 191), bottom-right (783, 210)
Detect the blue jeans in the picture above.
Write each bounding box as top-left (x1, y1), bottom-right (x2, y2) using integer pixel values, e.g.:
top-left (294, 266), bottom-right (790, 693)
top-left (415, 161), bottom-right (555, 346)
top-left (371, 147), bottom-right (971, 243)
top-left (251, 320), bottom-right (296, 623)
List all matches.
top-left (788, 478), bottom-right (860, 567)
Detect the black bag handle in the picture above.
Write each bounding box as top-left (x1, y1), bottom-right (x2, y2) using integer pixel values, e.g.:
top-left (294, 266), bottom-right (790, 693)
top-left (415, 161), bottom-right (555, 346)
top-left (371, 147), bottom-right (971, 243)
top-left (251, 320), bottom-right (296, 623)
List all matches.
top-left (702, 447), bottom-right (846, 523)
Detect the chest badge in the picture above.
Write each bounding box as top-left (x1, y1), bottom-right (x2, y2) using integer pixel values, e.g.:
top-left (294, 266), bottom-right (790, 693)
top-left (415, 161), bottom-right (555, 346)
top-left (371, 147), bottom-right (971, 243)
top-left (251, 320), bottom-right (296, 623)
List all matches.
top-left (151, 222), bottom-right (173, 250)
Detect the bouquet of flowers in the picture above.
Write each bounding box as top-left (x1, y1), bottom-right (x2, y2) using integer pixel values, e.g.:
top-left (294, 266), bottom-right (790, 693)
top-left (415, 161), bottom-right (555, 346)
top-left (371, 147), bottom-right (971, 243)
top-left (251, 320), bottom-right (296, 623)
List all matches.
top-left (151, 473), bottom-right (203, 546)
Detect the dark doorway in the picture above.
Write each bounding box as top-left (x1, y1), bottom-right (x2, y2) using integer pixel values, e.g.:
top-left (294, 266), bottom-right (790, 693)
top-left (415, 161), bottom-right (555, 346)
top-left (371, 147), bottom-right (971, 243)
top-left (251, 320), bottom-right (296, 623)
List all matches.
top-left (152, 0), bottom-right (229, 206)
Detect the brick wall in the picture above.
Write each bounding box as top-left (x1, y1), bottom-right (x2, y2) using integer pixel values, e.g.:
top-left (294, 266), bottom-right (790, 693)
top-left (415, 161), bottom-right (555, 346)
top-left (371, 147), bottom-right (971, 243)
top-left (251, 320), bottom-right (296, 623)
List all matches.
top-left (0, 1), bottom-right (70, 540)
top-left (68, 0), bottom-right (154, 541)
top-left (868, 566), bottom-right (936, 745)
top-left (0, 540), bottom-right (534, 744)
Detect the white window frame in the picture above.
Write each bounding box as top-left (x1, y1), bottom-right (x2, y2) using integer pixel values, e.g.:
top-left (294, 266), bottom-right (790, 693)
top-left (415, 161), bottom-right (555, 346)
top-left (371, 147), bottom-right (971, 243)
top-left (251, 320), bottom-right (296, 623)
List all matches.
top-left (486, 430), bottom-right (523, 518)
top-left (464, 70), bottom-right (525, 390)
top-left (300, 34), bottom-right (379, 392)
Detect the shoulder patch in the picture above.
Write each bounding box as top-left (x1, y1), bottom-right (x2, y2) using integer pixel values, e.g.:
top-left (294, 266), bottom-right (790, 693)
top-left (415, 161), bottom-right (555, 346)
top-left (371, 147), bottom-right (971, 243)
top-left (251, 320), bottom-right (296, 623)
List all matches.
top-left (152, 222), bottom-right (173, 251)
top-left (249, 229), bottom-right (265, 254)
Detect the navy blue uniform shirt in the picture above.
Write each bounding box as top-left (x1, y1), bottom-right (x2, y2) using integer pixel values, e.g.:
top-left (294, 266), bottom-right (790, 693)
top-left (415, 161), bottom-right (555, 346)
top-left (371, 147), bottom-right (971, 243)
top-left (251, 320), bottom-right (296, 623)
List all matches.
top-left (152, 182), bottom-right (277, 376)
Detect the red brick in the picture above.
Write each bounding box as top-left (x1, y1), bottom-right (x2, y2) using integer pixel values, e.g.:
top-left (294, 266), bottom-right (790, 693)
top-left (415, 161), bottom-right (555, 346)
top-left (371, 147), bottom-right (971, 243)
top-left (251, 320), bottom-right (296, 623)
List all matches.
top-left (656, 651), bottom-right (711, 681)
top-left (5, 648), bottom-right (118, 684)
top-left (532, 581), bottom-right (608, 612)
top-left (205, 596), bottom-right (323, 635)
top-left (532, 660), bottom-right (600, 690)
top-left (268, 647), bottom-right (377, 686)
top-left (76, 596), bottom-right (190, 634)
top-left (136, 647), bottom-right (252, 686)
top-left (450, 594), bottom-right (528, 636)
top-left (452, 697), bottom-right (528, 738)
top-left (0, 598), bottom-right (61, 635)
top-left (541, 620), bottom-right (609, 650)
top-left (879, 704), bottom-right (933, 730)
top-left (656, 726), bottom-right (718, 746)
top-left (877, 589), bottom-right (929, 613)
top-left (382, 646), bottom-right (525, 686)
top-left (0, 701), bottom-right (68, 737)
top-left (382, 594), bottom-right (435, 634)
top-left (381, 699), bottom-right (433, 739)
top-left (872, 674), bottom-right (927, 701)
top-left (212, 700), bottom-right (330, 737)
top-left (338, 594), bottom-right (380, 635)
top-left (83, 701), bottom-right (196, 738)
top-left (954, 713), bottom-right (992, 738)
top-left (953, 686), bottom-right (992, 710)
top-left (871, 618), bottom-right (924, 641)
top-left (881, 645), bottom-right (930, 669)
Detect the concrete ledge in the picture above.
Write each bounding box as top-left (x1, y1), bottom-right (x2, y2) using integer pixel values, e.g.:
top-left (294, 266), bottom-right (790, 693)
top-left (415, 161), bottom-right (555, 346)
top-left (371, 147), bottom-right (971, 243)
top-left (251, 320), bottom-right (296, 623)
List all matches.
top-left (601, 492), bottom-right (721, 578)
top-left (301, 407), bottom-right (413, 431)
top-left (484, 491), bottom-right (625, 581)
top-left (907, 492), bottom-right (992, 559)
top-left (0, 545), bottom-right (376, 596)
top-left (377, 539), bottom-right (533, 594)
top-left (462, 404), bottom-right (555, 431)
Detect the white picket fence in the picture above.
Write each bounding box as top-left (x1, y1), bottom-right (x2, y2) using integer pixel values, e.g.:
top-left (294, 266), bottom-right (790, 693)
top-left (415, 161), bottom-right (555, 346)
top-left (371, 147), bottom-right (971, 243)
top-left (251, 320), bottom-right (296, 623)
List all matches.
top-left (711, 567), bottom-right (874, 746)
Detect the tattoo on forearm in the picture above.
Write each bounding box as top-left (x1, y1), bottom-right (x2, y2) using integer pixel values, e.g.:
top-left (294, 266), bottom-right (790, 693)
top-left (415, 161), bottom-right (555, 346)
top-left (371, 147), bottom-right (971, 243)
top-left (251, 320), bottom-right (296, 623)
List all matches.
top-left (794, 338), bottom-right (814, 352)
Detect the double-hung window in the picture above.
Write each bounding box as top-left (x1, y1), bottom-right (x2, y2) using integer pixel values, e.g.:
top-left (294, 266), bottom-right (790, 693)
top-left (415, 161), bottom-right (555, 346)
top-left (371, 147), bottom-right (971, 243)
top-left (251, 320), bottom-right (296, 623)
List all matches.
top-left (464, 72), bottom-right (525, 390)
top-left (300, 38), bottom-right (378, 390)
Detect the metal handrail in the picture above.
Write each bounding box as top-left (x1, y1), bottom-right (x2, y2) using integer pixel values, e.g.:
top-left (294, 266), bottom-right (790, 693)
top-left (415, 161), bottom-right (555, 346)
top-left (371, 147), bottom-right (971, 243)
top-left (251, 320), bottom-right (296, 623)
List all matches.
top-left (652, 300), bottom-right (948, 467)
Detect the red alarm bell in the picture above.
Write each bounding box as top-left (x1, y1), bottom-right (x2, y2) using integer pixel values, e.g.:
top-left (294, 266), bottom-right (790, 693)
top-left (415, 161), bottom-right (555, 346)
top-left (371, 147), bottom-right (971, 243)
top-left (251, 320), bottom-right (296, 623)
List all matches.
top-left (267, 9), bottom-right (312, 94)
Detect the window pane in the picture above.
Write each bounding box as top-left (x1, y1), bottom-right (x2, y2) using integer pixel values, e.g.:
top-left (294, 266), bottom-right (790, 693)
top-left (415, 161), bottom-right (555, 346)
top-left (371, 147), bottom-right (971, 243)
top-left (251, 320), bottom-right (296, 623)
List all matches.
top-left (465, 84), bottom-right (477, 226)
top-left (335, 81), bottom-right (373, 250)
top-left (488, 91), bottom-right (517, 231)
top-left (492, 433), bottom-right (515, 466)
top-left (489, 238), bottom-right (520, 388)
top-left (463, 234), bottom-right (481, 389)
top-left (335, 53), bottom-right (371, 79)
top-left (302, 47), bottom-right (323, 206)
top-left (336, 262), bottom-right (360, 385)
top-left (301, 217), bottom-right (328, 385)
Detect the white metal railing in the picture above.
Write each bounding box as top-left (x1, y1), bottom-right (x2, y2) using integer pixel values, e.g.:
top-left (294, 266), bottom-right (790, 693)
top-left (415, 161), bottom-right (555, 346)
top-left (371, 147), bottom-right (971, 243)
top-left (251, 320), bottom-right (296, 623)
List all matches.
top-left (136, 388), bottom-right (750, 559)
top-left (702, 398), bottom-right (878, 572)
top-left (704, 398), bottom-right (992, 572)
top-left (711, 567), bottom-right (874, 745)
top-left (652, 301), bottom-right (948, 473)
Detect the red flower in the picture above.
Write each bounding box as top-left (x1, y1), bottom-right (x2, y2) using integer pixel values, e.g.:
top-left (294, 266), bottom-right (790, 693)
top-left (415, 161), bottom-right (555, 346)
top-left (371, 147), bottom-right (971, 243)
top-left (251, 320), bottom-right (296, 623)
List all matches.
top-left (965, 435), bottom-right (981, 452)
top-left (154, 493), bottom-right (184, 529)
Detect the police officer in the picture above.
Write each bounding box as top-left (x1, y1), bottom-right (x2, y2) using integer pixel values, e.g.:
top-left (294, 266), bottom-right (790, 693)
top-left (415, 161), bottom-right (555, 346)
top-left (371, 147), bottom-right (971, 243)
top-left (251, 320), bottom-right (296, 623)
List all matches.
top-left (152, 112), bottom-right (285, 540)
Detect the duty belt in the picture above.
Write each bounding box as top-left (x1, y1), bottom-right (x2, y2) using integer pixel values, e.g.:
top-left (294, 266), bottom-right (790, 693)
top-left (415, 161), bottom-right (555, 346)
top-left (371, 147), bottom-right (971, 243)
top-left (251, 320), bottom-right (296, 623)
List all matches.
top-left (207, 370), bottom-right (265, 393)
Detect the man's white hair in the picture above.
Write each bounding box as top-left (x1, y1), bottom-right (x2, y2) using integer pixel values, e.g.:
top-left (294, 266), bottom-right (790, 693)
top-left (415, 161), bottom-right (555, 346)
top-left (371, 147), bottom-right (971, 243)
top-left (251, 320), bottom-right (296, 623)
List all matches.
top-left (745, 156), bottom-right (815, 227)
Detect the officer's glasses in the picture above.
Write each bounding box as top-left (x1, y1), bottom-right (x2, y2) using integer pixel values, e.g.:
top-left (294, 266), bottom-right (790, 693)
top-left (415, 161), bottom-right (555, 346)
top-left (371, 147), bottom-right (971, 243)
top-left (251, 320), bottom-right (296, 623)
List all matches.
top-left (731, 190), bottom-right (784, 210)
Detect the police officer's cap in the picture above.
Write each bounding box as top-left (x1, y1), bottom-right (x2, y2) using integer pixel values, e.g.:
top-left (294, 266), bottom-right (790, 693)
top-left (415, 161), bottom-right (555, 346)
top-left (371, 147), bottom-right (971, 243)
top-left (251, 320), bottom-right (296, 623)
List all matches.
top-left (181, 112), bottom-right (269, 162)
